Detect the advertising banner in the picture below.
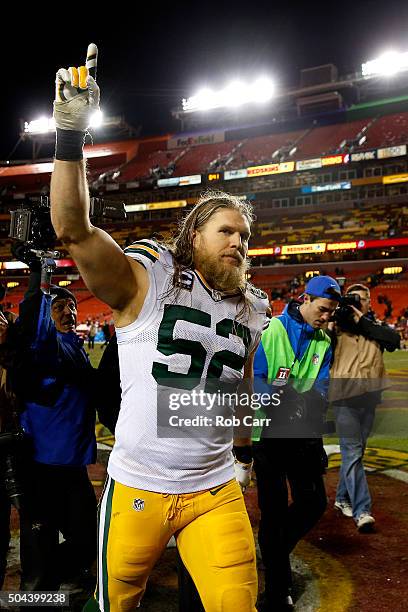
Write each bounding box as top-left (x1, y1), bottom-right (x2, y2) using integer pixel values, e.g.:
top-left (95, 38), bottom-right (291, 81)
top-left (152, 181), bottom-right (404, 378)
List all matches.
top-left (278, 161), bottom-right (295, 173)
top-left (247, 163), bottom-right (280, 177)
top-left (363, 237), bottom-right (408, 249)
top-left (125, 200), bottom-right (187, 213)
top-left (351, 176), bottom-right (382, 186)
top-left (157, 177), bottom-right (180, 188)
top-left (148, 200), bottom-right (187, 210)
top-left (377, 145), bottom-right (407, 159)
top-left (326, 242), bottom-right (357, 251)
top-left (125, 203), bottom-right (148, 212)
top-left (3, 261), bottom-right (29, 270)
top-left (224, 168), bottom-right (248, 180)
top-left (168, 131), bottom-right (225, 150)
top-left (321, 154), bottom-right (348, 166)
top-left (281, 243), bottom-right (326, 255)
top-left (248, 247), bottom-right (279, 256)
top-left (179, 174), bottom-right (202, 186)
top-left (296, 158), bottom-right (322, 171)
top-left (247, 161), bottom-right (295, 177)
top-left (383, 173), bottom-right (408, 184)
top-left (248, 237), bottom-right (408, 256)
top-left (301, 181), bottom-right (351, 194)
top-left (350, 150), bottom-right (377, 162)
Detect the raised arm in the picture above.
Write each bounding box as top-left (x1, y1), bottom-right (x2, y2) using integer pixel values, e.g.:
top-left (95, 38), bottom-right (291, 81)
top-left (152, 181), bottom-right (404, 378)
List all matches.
top-left (50, 45), bottom-right (148, 323)
top-left (51, 160), bottom-right (147, 316)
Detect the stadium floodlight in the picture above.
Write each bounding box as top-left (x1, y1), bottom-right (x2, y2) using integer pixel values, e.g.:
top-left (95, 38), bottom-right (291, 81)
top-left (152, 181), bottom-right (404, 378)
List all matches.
top-left (24, 117), bottom-right (56, 134)
top-left (222, 81), bottom-right (249, 107)
top-left (362, 50), bottom-right (408, 77)
top-left (181, 77), bottom-right (275, 113)
top-left (89, 109), bottom-right (104, 128)
top-left (190, 88), bottom-right (218, 111)
top-left (24, 110), bottom-right (104, 135)
top-left (252, 77), bottom-right (275, 103)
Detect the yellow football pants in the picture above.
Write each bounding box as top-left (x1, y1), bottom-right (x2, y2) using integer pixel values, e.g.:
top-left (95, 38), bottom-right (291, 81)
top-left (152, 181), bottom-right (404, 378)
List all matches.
top-left (95, 477), bottom-right (258, 612)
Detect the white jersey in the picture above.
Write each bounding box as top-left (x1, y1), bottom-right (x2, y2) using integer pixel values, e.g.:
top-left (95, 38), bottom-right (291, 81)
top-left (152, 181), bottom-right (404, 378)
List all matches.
top-left (108, 239), bottom-right (269, 493)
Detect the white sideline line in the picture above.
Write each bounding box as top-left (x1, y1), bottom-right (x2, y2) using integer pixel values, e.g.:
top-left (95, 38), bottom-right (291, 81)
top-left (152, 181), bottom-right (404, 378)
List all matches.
top-left (382, 469), bottom-right (408, 483)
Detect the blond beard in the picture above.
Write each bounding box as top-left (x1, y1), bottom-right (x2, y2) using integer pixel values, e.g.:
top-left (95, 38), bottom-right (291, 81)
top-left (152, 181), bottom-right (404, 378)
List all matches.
top-left (194, 249), bottom-right (249, 292)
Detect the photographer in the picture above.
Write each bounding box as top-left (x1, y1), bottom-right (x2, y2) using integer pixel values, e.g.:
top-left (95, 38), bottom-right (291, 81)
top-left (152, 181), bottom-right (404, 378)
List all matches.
top-left (13, 258), bottom-right (98, 592)
top-left (330, 284), bottom-right (400, 532)
top-left (252, 276), bottom-right (341, 611)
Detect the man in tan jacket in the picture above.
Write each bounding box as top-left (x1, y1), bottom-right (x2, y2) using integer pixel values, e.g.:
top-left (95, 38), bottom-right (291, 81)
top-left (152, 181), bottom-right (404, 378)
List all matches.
top-left (329, 284), bottom-right (400, 532)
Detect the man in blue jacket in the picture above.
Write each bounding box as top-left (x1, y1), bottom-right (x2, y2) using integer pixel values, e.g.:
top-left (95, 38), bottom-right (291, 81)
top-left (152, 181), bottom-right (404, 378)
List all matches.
top-left (253, 276), bottom-right (341, 611)
top-left (17, 266), bottom-right (97, 593)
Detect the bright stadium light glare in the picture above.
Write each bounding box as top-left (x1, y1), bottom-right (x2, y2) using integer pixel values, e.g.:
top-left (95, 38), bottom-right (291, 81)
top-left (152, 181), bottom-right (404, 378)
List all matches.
top-left (182, 76), bottom-right (275, 113)
top-left (252, 77), bottom-right (275, 102)
top-left (362, 50), bottom-right (408, 77)
top-left (24, 117), bottom-right (56, 134)
top-left (196, 88), bottom-right (218, 111)
top-left (24, 110), bottom-right (105, 134)
top-left (221, 81), bottom-right (249, 107)
top-left (90, 109), bottom-right (104, 128)
top-left (182, 88), bottom-right (216, 112)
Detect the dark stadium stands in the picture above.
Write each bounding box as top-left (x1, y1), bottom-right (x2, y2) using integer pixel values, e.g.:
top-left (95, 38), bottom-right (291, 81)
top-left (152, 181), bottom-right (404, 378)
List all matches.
top-left (228, 131), bottom-right (307, 169)
top-left (174, 140), bottom-right (239, 176)
top-left (4, 111), bottom-right (408, 189)
top-left (112, 112), bottom-right (408, 181)
top-left (119, 148), bottom-right (179, 182)
top-left (295, 119), bottom-right (368, 157)
top-left (361, 113), bottom-right (408, 150)
top-left (3, 280), bottom-right (112, 321)
top-left (249, 201), bottom-right (406, 246)
top-left (370, 282), bottom-right (408, 320)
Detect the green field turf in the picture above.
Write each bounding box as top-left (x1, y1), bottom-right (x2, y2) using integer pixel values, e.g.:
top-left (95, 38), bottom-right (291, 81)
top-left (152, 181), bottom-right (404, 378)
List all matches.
top-left (366, 350), bottom-right (408, 452)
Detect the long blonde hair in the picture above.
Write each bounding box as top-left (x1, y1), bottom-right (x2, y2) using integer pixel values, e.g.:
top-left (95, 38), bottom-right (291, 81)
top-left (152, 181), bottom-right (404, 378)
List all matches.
top-left (164, 190), bottom-right (255, 320)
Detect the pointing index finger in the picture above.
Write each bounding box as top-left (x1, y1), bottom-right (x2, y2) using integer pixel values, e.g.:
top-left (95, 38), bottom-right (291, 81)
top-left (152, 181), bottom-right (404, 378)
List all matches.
top-left (86, 43), bottom-right (98, 81)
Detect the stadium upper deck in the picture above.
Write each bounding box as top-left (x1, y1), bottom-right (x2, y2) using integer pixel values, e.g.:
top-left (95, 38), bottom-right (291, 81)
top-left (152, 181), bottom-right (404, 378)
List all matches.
top-left (2, 104), bottom-right (408, 194)
top-left (1, 92), bottom-right (408, 315)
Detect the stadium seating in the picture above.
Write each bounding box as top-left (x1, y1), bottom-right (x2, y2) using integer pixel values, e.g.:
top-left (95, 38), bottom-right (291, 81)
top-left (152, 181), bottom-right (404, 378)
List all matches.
top-left (228, 131), bottom-right (307, 169)
top-left (361, 113), bottom-right (408, 150)
top-left (118, 149), bottom-right (180, 182)
top-left (370, 282), bottom-right (408, 320)
top-left (295, 119), bottom-right (368, 157)
top-left (87, 111), bottom-right (408, 183)
top-left (173, 141), bottom-right (240, 176)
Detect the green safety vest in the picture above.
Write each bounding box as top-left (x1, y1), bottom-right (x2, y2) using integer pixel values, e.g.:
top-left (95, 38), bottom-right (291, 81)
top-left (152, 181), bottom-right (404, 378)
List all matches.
top-left (251, 317), bottom-right (331, 441)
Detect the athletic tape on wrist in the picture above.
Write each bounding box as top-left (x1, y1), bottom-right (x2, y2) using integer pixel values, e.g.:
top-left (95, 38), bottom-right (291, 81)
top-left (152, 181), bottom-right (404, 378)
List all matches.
top-left (55, 128), bottom-right (86, 161)
top-left (233, 445), bottom-right (253, 465)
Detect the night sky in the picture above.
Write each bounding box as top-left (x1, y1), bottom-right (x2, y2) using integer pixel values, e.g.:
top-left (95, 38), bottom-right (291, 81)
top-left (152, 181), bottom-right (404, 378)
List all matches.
top-left (2, 1), bottom-right (408, 160)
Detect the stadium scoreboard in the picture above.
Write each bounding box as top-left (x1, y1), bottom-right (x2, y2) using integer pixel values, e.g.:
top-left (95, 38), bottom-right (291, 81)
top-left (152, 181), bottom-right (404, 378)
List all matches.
top-left (206, 172), bottom-right (223, 183)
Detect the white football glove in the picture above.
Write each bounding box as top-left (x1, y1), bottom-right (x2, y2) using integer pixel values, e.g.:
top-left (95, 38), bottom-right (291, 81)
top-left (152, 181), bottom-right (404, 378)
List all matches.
top-left (234, 459), bottom-right (253, 493)
top-left (53, 43), bottom-right (100, 132)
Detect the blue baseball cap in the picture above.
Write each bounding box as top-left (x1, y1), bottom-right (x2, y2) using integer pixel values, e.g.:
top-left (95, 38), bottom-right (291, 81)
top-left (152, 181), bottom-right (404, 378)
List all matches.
top-left (305, 276), bottom-right (341, 301)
